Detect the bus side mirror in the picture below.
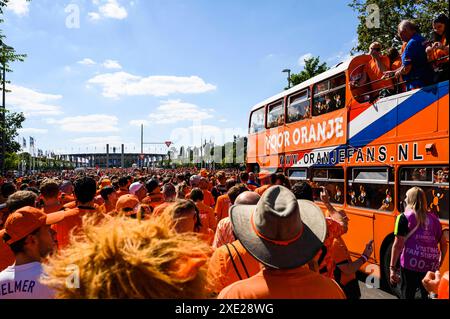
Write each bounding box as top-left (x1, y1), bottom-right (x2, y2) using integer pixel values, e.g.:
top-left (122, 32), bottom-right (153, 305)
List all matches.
top-left (425, 143), bottom-right (436, 155)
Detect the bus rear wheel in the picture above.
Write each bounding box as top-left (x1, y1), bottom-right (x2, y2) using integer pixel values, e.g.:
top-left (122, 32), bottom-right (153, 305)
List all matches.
top-left (381, 241), bottom-right (402, 298)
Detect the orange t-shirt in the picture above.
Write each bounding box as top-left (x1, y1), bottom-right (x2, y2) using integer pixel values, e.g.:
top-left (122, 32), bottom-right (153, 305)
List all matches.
top-left (202, 190), bottom-right (215, 208)
top-left (330, 236), bottom-right (356, 286)
top-left (196, 201), bottom-right (217, 231)
top-left (52, 206), bottom-right (103, 249)
top-left (59, 193), bottom-right (75, 205)
top-left (42, 202), bottom-right (64, 214)
top-left (215, 194), bottom-right (231, 222)
top-left (254, 184), bottom-right (272, 196)
top-left (142, 192), bottom-right (165, 211)
top-left (152, 201), bottom-right (173, 217)
top-left (218, 266), bottom-right (346, 299)
top-left (363, 55), bottom-right (393, 92)
top-left (246, 184), bottom-right (257, 192)
top-left (207, 240), bottom-right (261, 294)
top-left (116, 189), bottom-right (129, 198)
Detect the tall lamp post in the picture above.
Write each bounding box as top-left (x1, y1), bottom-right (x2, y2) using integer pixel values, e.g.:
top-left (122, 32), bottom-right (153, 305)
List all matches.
top-left (0, 41), bottom-right (12, 176)
top-left (282, 68), bottom-right (291, 89)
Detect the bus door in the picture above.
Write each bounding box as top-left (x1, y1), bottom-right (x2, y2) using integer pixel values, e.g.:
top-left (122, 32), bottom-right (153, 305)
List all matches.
top-left (343, 167), bottom-right (395, 262)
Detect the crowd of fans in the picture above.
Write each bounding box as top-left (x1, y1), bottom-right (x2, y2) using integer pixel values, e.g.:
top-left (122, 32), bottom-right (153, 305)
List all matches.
top-left (351, 15), bottom-right (448, 102)
top-left (0, 165), bottom-right (447, 299)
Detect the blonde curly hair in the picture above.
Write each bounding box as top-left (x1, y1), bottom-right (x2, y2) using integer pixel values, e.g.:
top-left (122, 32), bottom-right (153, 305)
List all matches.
top-left (42, 215), bottom-right (212, 299)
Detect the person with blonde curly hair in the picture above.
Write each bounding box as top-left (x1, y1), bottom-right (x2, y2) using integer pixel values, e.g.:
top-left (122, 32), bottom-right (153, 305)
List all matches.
top-left (41, 215), bottom-right (211, 299)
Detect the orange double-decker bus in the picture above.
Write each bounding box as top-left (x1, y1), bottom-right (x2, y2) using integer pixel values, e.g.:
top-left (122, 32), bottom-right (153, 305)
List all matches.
top-left (246, 54), bottom-right (449, 296)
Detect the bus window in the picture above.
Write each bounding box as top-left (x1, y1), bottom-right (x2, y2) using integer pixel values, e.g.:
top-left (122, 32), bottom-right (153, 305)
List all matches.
top-left (398, 166), bottom-right (449, 220)
top-left (288, 169), bottom-right (307, 187)
top-left (249, 107), bottom-right (265, 134)
top-left (312, 168), bottom-right (344, 204)
top-left (313, 73), bottom-right (346, 116)
top-left (267, 100), bottom-right (284, 129)
top-left (287, 90), bottom-right (310, 123)
top-left (348, 167), bottom-right (395, 211)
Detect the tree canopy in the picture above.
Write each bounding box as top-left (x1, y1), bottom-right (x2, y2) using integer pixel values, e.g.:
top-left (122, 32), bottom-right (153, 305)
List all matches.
top-left (349, 0), bottom-right (449, 53)
top-left (289, 56), bottom-right (330, 88)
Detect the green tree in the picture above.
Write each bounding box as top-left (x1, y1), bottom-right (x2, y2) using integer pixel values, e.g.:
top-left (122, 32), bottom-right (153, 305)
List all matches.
top-left (289, 56), bottom-right (329, 87)
top-left (3, 110), bottom-right (25, 153)
top-left (1, 0), bottom-right (29, 173)
top-left (349, 0), bottom-right (449, 53)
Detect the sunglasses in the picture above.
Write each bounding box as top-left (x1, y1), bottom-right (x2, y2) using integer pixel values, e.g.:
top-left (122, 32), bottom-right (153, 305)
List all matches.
top-left (372, 48), bottom-right (381, 51)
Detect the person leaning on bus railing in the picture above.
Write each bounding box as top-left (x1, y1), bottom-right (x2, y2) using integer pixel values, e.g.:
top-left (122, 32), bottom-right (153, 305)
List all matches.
top-left (352, 42), bottom-right (394, 99)
top-left (384, 20), bottom-right (434, 91)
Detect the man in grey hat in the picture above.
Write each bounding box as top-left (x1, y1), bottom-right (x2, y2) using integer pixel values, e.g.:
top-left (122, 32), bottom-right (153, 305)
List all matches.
top-left (218, 185), bottom-right (346, 299)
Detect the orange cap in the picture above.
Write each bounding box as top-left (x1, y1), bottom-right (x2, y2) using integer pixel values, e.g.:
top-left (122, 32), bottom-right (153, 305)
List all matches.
top-left (115, 194), bottom-right (140, 212)
top-left (200, 169), bottom-right (208, 178)
top-left (99, 179), bottom-right (112, 189)
top-left (0, 206), bottom-right (66, 245)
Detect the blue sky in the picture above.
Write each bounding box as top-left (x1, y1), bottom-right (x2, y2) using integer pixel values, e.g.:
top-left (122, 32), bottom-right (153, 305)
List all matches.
top-left (3, 0), bottom-right (359, 155)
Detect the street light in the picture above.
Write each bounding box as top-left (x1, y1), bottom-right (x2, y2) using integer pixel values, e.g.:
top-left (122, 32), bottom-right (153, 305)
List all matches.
top-left (282, 69), bottom-right (291, 89)
top-left (0, 41), bottom-right (13, 176)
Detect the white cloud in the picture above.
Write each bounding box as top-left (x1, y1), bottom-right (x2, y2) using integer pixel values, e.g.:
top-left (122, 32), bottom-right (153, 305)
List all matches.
top-left (5, 0), bottom-right (30, 16)
top-left (87, 72), bottom-right (216, 98)
top-left (148, 100), bottom-right (213, 124)
top-left (78, 58), bottom-right (96, 65)
top-left (102, 59), bottom-right (122, 70)
top-left (7, 84), bottom-right (63, 117)
top-left (129, 120), bottom-right (150, 127)
top-left (48, 114), bottom-right (119, 132)
top-left (298, 53), bottom-right (313, 67)
top-left (327, 51), bottom-right (352, 65)
top-left (90, 0), bottom-right (128, 20)
top-left (18, 128), bottom-right (48, 135)
top-left (69, 136), bottom-right (137, 152)
top-left (170, 125), bottom-right (247, 147)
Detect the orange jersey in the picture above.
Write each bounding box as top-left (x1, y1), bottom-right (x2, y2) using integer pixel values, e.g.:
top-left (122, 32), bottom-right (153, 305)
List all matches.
top-left (142, 192), bottom-right (165, 211)
top-left (42, 202), bottom-right (64, 214)
top-left (202, 190), bottom-right (215, 208)
top-left (59, 193), bottom-right (75, 205)
top-left (363, 55), bottom-right (393, 91)
top-left (218, 266), bottom-right (346, 299)
top-left (215, 194), bottom-right (231, 222)
top-left (330, 236), bottom-right (356, 286)
top-left (52, 206), bottom-right (104, 249)
top-left (196, 201), bottom-right (217, 231)
top-left (116, 189), bottom-right (129, 198)
top-left (152, 201), bottom-right (173, 217)
top-left (246, 184), bottom-right (257, 191)
top-left (255, 184), bottom-right (272, 196)
top-left (207, 240), bottom-right (261, 294)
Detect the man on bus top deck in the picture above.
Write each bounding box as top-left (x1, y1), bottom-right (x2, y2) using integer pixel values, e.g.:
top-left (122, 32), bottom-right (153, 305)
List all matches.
top-left (385, 20), bottom-right (434, 91)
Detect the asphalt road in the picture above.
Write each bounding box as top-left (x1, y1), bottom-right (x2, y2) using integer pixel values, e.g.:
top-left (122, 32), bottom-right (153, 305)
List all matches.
top-left (359, 281), bottom-right (398, 299)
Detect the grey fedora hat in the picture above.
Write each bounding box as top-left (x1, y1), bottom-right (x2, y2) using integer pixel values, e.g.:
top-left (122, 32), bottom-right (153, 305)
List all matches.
top-left (230, 185), bottom-right (326, 269)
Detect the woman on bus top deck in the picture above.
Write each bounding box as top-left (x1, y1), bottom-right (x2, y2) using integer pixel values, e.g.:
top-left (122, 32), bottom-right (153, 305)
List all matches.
top-left (426, 13), bottom-right (449, 82)
top-left (390, 186), bottom-right (448, 299)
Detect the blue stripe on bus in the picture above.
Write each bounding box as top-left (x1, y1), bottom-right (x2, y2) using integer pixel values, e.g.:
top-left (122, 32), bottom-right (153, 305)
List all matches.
top-left (348, 83), bottom-right (448, 147)
top-left (309, 82), bottom-right (448, 168)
